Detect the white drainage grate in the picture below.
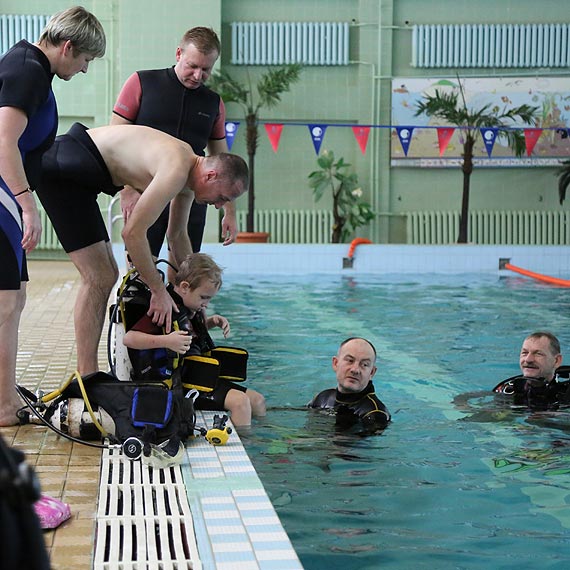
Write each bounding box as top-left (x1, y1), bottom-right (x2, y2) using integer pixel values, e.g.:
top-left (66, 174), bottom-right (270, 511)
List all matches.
top-left (93, 445), bottom-right (201, 570)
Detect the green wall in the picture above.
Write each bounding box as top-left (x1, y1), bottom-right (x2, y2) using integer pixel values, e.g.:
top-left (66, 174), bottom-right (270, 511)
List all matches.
top-left (219, 0), bottom-right (380, 235)
top-left (389, 0), bottom-right (568, 227)
top-left (4, 0), bottom-right (569, 243)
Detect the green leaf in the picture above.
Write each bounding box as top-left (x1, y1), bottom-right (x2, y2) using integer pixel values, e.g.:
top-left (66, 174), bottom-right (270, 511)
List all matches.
top-left (317, 153), bottom-right (334, 170)
top-left (257, 64), bottom-right (302, 110)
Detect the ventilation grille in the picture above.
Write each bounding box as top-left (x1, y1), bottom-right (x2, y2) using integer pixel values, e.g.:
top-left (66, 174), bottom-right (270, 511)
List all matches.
top-left (412, 23), bottom-right (570, 68)
top-left (231, 21), bottom-right (349, 65)
top-left (93, 446), bottom-right (201, 570)
top-left (0, 14), bottom-right (49, 54)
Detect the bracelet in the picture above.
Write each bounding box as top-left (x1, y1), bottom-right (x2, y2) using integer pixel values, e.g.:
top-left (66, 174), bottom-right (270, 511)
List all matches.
top-left (13, 187), bottom-right (32, 197)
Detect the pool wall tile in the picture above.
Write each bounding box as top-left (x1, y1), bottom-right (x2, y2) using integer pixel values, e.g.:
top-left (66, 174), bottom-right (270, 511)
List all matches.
top-left (181, 411), bottom-right (304, 569)
top-left (114, 243), bottom-right (570, 277)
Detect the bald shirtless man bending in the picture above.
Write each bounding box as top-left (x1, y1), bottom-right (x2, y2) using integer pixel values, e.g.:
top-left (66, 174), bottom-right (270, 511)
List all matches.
top-left (36, 122), bottom-right (247, 375)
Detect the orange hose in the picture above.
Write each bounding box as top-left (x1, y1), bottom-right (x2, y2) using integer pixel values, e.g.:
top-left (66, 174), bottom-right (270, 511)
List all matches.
top-left (504, 263), bottom-right (570, 287)
top-left (347, 238), bottom-right (372, 259)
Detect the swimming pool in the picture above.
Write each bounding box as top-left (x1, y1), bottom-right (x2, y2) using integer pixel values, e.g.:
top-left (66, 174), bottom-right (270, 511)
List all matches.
top-left (208, 272), bottom-right (570, 570)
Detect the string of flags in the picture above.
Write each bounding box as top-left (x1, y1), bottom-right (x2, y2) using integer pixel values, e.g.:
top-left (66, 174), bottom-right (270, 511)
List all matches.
top-left (224, 121), bottom-right (568, 158)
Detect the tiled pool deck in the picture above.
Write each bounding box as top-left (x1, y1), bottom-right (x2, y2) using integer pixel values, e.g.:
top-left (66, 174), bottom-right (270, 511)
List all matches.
top-left (0, 259), bottom-right (302, 570)
top-left (1, 261), bottom-right (104, 569)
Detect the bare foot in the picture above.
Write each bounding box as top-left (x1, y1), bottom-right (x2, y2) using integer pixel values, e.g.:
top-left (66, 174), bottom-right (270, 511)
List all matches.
top-left (0, 398), bottom-right (23, 427)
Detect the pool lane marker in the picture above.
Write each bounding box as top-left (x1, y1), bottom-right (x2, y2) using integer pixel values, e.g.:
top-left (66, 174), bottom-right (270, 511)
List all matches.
top-left (500, 259), bottom-right (570, 287)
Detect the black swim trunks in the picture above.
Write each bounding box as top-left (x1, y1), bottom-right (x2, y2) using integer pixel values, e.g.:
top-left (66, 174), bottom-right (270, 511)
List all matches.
top-left (36, 123), bottom-right (123, 253)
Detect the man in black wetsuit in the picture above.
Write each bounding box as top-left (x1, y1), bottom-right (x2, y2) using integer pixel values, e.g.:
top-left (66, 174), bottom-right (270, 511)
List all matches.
top-left (308, 337), bottom-right (391, 432)
top-left (493, 331), bottom-right (570, 410)
top-left (111, 27), bottom-right (236, 265)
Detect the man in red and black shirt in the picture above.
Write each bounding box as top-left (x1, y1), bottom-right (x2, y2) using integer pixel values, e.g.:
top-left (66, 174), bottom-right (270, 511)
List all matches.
top-left (111, 27), bottom-right (236, 262)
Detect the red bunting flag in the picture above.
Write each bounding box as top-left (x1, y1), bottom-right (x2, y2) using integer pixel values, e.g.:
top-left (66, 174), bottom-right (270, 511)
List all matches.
top-left (523, 128), bottom-right (543, 156)
top-left (352, 126), bottom-right (371, 155)
top-left (436, 127), bottom-right (455, 157)
top-left (264, 123), bottom-right (284, 153)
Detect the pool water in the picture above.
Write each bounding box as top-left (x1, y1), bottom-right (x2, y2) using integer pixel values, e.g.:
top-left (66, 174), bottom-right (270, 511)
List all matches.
top-left (209, 273), bottom-right (570, 570)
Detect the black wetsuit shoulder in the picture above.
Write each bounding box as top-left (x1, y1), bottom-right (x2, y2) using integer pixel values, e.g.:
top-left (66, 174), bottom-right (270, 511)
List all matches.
top-left (309, 382), bottom-right (391, 430)
top-left (493, 375), bottom-right (570, 410)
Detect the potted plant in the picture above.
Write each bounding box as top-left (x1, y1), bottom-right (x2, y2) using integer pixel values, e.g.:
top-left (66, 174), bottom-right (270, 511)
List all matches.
top-left (208, 64), bottom-right (302, 241)
top-left (308, 150), bottom-right (375, 243)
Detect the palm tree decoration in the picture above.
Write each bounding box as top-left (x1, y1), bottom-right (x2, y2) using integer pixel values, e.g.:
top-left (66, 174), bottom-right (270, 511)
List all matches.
top-left (414, 79), bottom-right (538, 243)
top-left (208, 64), bottom-right (302, 233)
top-left (557, 158), bottom-right (570, 205)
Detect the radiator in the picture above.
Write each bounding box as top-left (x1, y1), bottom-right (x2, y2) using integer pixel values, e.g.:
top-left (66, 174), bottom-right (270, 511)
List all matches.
top-left (35, 207), bottom-right (570, 248)
top-left (237, 209), bottom-right (335, 243)
top-left (231, 21), bottom-right (349, 65)
top-left (0, 14), bottom-right (49, 54)
top-left (406, 210), bottom-right (570, 244)
top-left (36, 205), bottom-right (62, 250)
top-left (412, 23), bottom-right (570, 68)
top-left (38, 207), bottom-right (334, 249)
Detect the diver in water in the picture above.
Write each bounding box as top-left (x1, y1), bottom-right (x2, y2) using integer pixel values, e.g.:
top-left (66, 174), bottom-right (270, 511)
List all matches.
top-left (493, 331), bottom-right (570, 410)
top-left (308, 337), bottom-right (391, 433)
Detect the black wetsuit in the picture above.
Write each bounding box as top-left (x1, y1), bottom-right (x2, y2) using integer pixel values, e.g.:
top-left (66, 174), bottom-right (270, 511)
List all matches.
top-left (113, 68), bottom-right (224, 254)
top-left (493, 374), bottom-right (570, 411)
top-left (0, 40), bottom-right (57, 288)
top-left (308, 382), bottom-right (391, 431)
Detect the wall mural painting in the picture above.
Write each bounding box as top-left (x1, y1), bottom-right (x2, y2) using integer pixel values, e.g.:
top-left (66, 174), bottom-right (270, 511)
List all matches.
top-left (391, 77), bottom-right (570, 168)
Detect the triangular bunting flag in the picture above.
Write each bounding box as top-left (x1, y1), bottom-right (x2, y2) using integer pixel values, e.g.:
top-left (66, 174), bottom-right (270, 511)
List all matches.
top-left (225, 122), bottom-right (239, 151)
top-left (396, 126), bottom-right (414, 156)
top-left (480, 127), bottom-right (498, 157)
top-left (524, 128), bottom-right (543, 156)
top-left (264, 123), bottom-right (284, 153)
top-left (308, 124), bottom-right (328, 155)
top-left (352, 126), bottom-right (371, 155)
top-left (436, 127), bottom-right (455, 157)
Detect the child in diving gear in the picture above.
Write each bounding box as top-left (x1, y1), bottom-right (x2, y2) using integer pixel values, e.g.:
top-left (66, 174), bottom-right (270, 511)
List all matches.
top-left (123, 253), bottom-right (266, 427)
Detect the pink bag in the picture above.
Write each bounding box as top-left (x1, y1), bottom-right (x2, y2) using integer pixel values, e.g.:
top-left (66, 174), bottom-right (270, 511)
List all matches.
top-left (34, 495), bottom-right (71, 529)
